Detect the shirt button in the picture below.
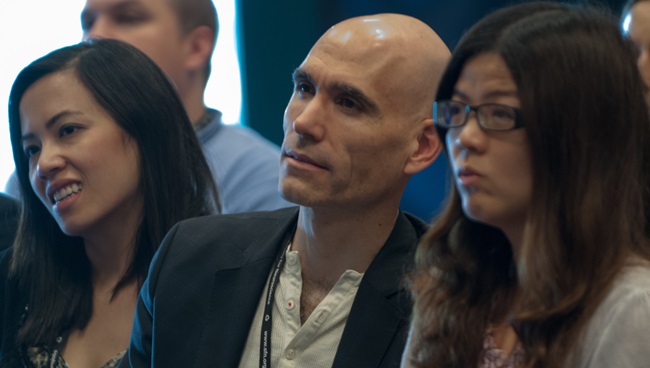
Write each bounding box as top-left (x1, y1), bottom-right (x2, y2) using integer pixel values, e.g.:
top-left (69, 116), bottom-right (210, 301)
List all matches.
top-left (287, 300), bottom-right (296, 310)
top-left (286, 349), bottom-right (296, 360)
top-left (316, 311), bottom-right (327, 323)
top-left (287, 255), bottom-right (297, 265)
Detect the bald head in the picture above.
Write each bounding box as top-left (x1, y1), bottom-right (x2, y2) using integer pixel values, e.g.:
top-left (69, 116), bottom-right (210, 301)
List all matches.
top-left (281, 14), bottom-right (448, 209)
top-left (309, 13), bottom-right (450, 122)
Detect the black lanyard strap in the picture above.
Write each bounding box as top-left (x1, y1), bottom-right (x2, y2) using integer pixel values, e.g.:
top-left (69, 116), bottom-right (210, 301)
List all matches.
top-left (259, 221), bottom-right (296, 368)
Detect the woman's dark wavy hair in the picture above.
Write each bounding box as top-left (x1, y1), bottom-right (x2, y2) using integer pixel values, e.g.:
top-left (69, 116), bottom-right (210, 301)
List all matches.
top-left (408, 2), bottom-right (650, 367)
top-left (7, 39), bottom-right (220, 347)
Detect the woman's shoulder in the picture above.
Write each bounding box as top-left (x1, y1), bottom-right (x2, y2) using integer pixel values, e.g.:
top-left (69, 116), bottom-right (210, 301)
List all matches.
top-left (594, 259), bottom-right (650, 319)
top-left (610, 258), bottom-right (650, 296)
top-left (574, 259), bottom-right (650, 367)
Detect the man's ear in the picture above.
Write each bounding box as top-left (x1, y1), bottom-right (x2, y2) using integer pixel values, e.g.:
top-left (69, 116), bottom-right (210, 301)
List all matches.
top-left (183, 25), bottom-right (215, 74)
top-left (404, 118), bottom-right (442, 175)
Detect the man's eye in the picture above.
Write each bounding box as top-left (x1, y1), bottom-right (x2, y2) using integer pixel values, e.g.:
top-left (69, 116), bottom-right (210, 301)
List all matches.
top-left (339, 98), bottom-right (357, 110)
top-left (295, 82), bottom-right (314, 95)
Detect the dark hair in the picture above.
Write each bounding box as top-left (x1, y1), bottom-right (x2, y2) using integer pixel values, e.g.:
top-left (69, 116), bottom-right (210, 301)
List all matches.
top-left (168, 0), bottom-right (219, 85)
top-left (8, 38), bottom-right (219, 346)
top-left (409, 2), bottom-right (650, 367)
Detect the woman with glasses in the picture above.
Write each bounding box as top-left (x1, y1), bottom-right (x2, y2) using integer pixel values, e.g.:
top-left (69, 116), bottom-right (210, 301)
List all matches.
top-left (402, 2), bottom-right (650, 367)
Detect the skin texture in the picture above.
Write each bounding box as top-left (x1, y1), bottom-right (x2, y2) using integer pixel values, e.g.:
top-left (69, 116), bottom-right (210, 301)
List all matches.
top-left (279, 13), bottom-right (450, 321)
top-left (629, 1), bottom-right (650, 89)
top-left (81, 0), bottom-right (214, 123)
top-left (446, 52), bottom-right (531, 249)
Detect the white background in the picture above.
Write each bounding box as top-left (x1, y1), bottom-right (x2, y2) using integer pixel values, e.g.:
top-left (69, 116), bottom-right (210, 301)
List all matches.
top-left (0, 0), bottom-right (242, 193)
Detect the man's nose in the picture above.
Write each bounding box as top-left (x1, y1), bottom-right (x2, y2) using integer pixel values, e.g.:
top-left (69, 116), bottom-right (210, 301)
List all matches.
top-left (291, 97), bottom-right (326, 142)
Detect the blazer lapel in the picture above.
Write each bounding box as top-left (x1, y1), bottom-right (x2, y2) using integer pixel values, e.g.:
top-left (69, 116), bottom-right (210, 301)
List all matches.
top-left (194, 259), bottom-right (276, 367)
top-left (332, 282), bottom-right (408, 368)
top-left (332, 213), bottom-right (425, 368)
top-left (193, 209), bottom-right (300, 367)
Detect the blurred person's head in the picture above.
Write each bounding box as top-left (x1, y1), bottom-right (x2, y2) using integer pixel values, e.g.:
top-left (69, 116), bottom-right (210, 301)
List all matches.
top-left (81, 0), bottom-right (218, 122)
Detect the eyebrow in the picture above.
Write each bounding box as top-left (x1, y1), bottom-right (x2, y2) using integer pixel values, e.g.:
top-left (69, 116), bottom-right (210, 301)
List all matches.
top-left (292, 68), bottom-right (381, 116)
top-left (452, 88), bottom-right (519, 102)
top-left (21, 110), bottom-right (83, 142)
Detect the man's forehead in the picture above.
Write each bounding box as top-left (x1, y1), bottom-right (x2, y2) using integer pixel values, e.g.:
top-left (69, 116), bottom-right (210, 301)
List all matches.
top-left (315, 20), bottom-right (404, 64)
top-left (306, 35), bottom-right (406, 92)
top-left (296, 50), bottom-right (411, 121)
top-left (297, 48), bottom-right (386, 93)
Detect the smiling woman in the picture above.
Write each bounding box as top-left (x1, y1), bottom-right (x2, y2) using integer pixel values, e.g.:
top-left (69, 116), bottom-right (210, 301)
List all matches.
top-left (0, 39), bottom-right (219, 367)
top-left (20, 70), bottom-right (142, 241)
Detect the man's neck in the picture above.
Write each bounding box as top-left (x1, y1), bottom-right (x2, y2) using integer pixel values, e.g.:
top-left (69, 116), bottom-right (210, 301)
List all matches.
top-left (181, 85), bottom-right (207, 125)
top-left (291, 205), bottom-right (399, 289)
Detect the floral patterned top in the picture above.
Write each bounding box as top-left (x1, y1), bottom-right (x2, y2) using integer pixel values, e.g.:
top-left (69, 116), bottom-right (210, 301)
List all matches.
top-left (18, 306), bottom-right (126, 368)
top-left (25, 345), bottom-right (125, 368)
top-left (478, 331), bottom-right (525, 368)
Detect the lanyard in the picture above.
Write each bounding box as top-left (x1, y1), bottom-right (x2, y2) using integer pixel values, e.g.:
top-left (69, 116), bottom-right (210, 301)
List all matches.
top-left (259, 247), bottom-right (287, 368)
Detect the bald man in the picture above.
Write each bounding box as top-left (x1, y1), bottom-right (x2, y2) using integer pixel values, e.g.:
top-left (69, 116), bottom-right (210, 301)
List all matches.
top-left (120, 14), bottom-right (450, 368)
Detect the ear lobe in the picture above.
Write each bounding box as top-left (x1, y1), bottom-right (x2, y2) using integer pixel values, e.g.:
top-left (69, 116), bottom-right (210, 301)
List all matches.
top-left (404, 118), bottom-right (442, 175)
top-left (183, 25), bottom-right (215, 73)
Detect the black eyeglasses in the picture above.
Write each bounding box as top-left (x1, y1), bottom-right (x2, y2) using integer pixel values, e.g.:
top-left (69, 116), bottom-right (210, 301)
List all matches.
top-left (433, 100), bottom-right (524, 131)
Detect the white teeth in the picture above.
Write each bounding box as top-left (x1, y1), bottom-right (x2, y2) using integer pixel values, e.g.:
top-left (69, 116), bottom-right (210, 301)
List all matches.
top-left (53, 183), bottom-right (83, 203)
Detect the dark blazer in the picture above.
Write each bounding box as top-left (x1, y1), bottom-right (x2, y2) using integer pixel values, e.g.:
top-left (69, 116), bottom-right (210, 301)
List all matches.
top-left (0, 194), bottom-right (19, 251)
top-left (122, 207), bottom-right (428, 368)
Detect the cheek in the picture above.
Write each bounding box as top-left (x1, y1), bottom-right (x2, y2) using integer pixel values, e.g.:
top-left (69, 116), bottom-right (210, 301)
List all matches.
top-left (501, 148), bottom-right (532, 197)
top-left (30, 174), bottom-right (48, 206)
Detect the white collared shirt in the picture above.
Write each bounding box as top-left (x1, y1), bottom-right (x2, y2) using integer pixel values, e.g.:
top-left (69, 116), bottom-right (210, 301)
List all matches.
top-left (238, 246), bottom-right (363, 368)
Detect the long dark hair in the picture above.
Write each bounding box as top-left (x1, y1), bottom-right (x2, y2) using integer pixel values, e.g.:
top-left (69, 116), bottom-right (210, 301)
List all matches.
top-left (8, 39), bottom-right (219, 346)
top-left (408, 2), bottom-right (650, 367)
